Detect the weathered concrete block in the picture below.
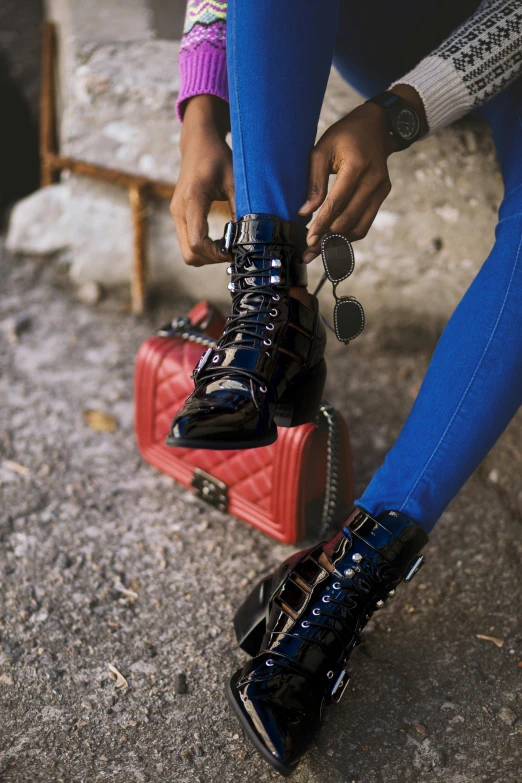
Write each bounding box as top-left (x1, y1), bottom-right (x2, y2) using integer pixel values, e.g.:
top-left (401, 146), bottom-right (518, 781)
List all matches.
top-left (63, 40), bottom-right (181, 182)
top-left (6, 175), bottom-right (230, 302)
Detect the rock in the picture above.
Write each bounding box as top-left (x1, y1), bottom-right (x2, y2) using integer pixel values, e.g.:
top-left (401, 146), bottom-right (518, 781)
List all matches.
top-left (498, 707), bottom-right (517, 726)
top-left (33, 608), bottom-right (49, 623)
top-left (174, 672), bottom-right (188, 694)
top-left (6, 314), bottom-right (32, 343)
top-left (76, 281), bottom-right (103, 306)
top-left (0, 674), bottom-right (14, 686)
top-left (6, 184), bottom-right (70, 256)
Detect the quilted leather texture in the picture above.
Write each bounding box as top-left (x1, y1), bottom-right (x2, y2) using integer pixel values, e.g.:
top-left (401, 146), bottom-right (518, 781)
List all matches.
top-left (153, 342), bottom-right (275, 512)
top-left (134, 304), bottom-right (354, 544)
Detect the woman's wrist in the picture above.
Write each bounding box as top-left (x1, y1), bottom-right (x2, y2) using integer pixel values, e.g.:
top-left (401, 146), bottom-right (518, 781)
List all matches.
top-left (181, 95), bottom-right (231, 148)
top-left (391, 84), bottom-right (429, 137)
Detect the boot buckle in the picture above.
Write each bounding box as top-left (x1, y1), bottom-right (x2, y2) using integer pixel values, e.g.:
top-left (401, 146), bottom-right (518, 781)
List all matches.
top-left (191, 347), bottom-right (213, 379)
top-left (222, 221), bottom-right (234, 253)
top-left (404, 555), bottom-right (425, 582)
top-left (330, 667), bottom-right (350, 703)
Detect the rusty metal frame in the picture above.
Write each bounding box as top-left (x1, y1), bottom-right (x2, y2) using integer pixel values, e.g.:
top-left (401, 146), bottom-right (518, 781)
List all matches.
top-left (40, 21), bottom-right (226, 314)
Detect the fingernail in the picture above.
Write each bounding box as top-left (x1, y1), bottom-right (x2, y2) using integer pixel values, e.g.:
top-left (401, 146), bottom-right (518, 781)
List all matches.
top-left (307, 234), bottom-right (319, 247)
top-left (298, 200), bottom-right (312, 215)
top-left (303, 251), bottom-right (316, 263)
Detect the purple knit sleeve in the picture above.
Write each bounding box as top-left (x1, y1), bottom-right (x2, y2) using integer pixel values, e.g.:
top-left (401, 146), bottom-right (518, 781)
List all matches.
top-left (176, 1), bottom-right (229, 122)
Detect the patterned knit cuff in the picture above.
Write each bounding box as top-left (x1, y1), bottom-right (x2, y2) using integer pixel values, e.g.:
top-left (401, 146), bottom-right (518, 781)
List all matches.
top-left (390, 56), bottom-right (473, 134)
top-left (176, 43), bottom-right (229, 123)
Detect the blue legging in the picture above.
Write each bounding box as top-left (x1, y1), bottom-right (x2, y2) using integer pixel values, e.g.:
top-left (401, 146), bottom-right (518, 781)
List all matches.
top-left (226, 0), bottom-right (522, 533)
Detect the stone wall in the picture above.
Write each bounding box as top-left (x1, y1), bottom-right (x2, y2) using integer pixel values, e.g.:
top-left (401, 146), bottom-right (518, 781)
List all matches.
top-left (6, 0), bottom-right (504, 320)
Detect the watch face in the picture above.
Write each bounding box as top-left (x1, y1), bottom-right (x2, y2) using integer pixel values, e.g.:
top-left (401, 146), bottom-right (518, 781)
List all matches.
top-left (395, 107), bottom-right (420, 141)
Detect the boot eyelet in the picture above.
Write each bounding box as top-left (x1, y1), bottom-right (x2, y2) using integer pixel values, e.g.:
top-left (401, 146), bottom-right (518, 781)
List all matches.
top-left (266, 323), bottom-right (275, 331)
top-left (269, 309), bottom-right (279, 317)
top-left (226, 266), bottom-right (233, 275)
top-left (344, 568), bottom-right (355, 578)
top-left (301, 621), bottom-right (310, 628)
top-left (332, 582), bottom-right (341, 590)
top-left (322, 596), bottom-right (331, 603)
top-left (327, 671), bottom-right (334, 679)
top-left (388, 589), bottom-right (396, 596)
top-left (272, 294), bottom-right (281, 301)
top-left (227, 282), bottom-right (235, 292)
top-left (263, 338), bottom-right (272, 346)
top-left (259, 385), bottom-right (268, 393)
top-left (352, 553), bottom-right (362, 563)
top-left (265, 659), bottom-right (274, 666)
top-left (212, 355), bottom-right (220, 364)
top-left (375, 599), bottom-right (385, 608)
top-left (271, 258), bottom-right (282, 268)
top-left (312, 608), bottom-right (321, 616)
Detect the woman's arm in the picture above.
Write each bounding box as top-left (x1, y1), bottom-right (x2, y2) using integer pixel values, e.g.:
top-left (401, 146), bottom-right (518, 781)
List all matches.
top-left (391, 0), bottom-right (522, 132)
top-left (300, 0), bottom-right (522, 252)
top-left (176, 0), bottom-right (229, 122)
top-left (172, 3), bottom-right (233, 266)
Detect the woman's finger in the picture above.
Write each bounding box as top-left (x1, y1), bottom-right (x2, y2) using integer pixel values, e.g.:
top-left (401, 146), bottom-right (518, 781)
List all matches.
top-left (327, 170), bottom-right (389, 237)
top-left (346, 181), bottom-right (392, 242)
top-left (225, 175), bottom-right (236, 222)
top-left (306, 163), bottom-right (363, 246)
top-left (302, 244), bottom-right (321, 264)
top-left (185, 193), bottom-right (228, 266)
top-left (298, 145), bottom-right (330, 217)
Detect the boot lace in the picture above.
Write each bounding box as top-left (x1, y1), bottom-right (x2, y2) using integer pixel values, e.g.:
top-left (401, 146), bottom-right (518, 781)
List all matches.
top-left (219, 245), bottom-right (287, 350)
top-left (292, 557), bottom-right (401, 653)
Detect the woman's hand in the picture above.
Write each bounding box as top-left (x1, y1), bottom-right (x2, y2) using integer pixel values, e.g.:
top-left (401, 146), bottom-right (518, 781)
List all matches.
top-left (299, 85), bottom-right (427, 262)
top-left (170, 95), bottom-right (235, 266)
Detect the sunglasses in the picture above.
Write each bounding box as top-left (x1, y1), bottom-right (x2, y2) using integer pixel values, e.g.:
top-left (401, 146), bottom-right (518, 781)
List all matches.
top-left (313, 233), bottom-right (365, 344)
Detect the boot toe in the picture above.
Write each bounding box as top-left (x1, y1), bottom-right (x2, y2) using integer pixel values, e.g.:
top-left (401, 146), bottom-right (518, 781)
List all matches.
top-left (167, 390), bottom-right (275, 448)
top-left (227, 665), bottom-right (321, 774)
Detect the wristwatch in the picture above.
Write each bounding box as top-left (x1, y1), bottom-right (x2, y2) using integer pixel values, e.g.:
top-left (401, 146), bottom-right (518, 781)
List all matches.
top-left (367, 91), bottom-right (421, 150)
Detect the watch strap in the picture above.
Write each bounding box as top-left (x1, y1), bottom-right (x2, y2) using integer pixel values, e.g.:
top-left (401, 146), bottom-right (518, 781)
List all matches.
top-left (368, 90), bottom-right (418, 150)
top-left (369, 91), bottom-right (404, 111)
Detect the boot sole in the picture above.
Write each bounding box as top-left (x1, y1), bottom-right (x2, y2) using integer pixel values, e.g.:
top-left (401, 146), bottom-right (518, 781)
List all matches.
top-left (165, 426), bottom-right (278, 451)
top-left (225, 670), bottom-right (297, 778)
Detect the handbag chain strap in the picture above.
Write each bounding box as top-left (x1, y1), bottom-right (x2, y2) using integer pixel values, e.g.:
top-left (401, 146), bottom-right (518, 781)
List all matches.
top-left (157, 317), bottom-right (343, 536)
top-left (316, 402), bottom-right (342, 537)
top-left (155, 317), bottom-right (219, 347)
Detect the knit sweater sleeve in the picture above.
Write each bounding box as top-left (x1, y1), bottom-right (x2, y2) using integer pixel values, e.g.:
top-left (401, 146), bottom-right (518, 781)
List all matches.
top-left (176, 0), bottom-right (229, 122)
top-left (391, 0), bottom-right (522, 132)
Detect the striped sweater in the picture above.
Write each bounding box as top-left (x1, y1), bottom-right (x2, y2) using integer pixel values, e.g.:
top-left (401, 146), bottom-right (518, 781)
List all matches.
top-left (177, 0), bottom-right (522, 132)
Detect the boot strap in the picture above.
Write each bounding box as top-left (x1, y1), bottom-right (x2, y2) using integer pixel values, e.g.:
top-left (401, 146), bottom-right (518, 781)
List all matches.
top-left (223, 215), bottom-right (308, 287)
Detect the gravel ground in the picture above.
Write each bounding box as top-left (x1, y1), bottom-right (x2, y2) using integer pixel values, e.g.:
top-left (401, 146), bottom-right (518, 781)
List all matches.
top-left (0, 245), bottom-right (521, 783)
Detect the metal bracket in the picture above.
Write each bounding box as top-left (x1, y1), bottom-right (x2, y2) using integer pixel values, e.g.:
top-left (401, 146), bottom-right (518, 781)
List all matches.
top-left (404, 555), bottom-right (425, 582)
top-left (192, 468), bottom-right (229, 513)
top-left (330, 667), bottom-right (351, 703)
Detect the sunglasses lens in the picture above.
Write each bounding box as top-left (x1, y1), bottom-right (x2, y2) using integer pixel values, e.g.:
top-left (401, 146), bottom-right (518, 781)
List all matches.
top-left (334, 298), bottom-right (364, 343)
top-left (322, 234), bottom-right (354, 282)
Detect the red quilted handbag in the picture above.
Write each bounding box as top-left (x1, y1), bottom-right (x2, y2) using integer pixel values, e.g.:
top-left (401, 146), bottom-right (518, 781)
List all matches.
top-left (134, 301), bottom-right (354, 544)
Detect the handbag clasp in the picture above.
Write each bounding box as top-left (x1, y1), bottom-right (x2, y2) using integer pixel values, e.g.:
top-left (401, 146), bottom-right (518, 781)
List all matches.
top-left (191, 468), bottom-right (229, 512)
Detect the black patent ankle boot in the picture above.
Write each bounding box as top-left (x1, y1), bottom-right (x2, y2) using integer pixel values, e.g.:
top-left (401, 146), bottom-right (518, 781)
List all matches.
top-left (226, 507), bottom-right (428, 776)
top-left (166, 214), bottom-right (326, 450)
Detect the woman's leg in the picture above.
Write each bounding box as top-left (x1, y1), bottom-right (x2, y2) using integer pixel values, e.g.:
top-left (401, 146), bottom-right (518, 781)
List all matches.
top-left (169, 1), bottom-right (342, 450)
top-left (226, 0), bottom-right (340, 222)
top-left (358, 82), bottom-right (522, 532)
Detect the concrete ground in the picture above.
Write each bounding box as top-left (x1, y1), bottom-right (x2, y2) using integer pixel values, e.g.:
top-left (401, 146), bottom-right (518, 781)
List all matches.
top-left (1, 243), bottom-right (521, 783)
